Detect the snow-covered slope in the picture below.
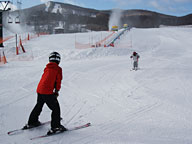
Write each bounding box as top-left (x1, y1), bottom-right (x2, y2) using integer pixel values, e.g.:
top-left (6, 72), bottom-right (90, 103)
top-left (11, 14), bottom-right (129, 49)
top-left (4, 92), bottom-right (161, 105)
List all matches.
top-left (1, 27), bottom-right (192, 144)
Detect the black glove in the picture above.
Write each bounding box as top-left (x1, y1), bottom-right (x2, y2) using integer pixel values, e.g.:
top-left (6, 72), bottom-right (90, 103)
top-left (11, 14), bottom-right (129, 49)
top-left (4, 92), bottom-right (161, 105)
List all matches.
top-left (54, 89), bottom-right (59, 97)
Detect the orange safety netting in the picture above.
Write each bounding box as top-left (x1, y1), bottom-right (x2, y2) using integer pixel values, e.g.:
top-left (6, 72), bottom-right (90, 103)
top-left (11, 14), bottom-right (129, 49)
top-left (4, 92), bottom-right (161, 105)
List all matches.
top-left (0, 35), bottom-right (15, 44)
top-left (75, 42), bottom-right (92, 49)
top-left (75, 31), bottom-right (115, 49)
top-left (97, 31), bottom-right (115, 45)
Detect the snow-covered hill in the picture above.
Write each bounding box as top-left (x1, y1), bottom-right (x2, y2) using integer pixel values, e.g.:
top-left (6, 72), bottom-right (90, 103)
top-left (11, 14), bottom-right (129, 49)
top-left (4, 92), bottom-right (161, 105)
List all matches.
top-left (1, 27), bottom-right (192, 144)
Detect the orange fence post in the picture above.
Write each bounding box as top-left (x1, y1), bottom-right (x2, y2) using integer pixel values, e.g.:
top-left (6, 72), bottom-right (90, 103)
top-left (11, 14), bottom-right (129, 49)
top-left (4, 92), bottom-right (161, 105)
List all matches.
top-left (27, 33), bottom-right (30, 40)
top-left (16, 46), bottom-right (19, 55)
top-left (0, 50), bottom-right (7, 64)
top-left (2, 51), bottom-right (7, 63)
top-left (19, 36), bottom-right (26, 53)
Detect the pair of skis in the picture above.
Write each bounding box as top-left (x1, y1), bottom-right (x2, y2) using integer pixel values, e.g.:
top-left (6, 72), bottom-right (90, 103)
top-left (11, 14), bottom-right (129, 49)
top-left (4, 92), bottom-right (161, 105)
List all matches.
top-left (31, 122), bottom-right (91, 140)
top-left (7, 120), bottom-right (51, 135)
top-left (7, 121), bottom-right (91, 140)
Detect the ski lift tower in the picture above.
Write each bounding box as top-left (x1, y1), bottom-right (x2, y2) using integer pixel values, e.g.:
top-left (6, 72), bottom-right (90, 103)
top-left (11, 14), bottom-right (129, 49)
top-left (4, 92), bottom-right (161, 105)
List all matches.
top-left (15, 0), bottom-right (22, 24)
top-left (0, 1), bottom-right (11, 47)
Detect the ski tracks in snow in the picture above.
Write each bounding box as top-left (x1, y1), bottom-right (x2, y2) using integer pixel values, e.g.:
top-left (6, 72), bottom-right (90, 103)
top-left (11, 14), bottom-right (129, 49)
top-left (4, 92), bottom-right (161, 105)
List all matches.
top-left (61, 102), bottom-right (162, 144)
top-left (51, 57), bottom-right (163, 144)
top-left (98, 102), bottom-right (161, 135)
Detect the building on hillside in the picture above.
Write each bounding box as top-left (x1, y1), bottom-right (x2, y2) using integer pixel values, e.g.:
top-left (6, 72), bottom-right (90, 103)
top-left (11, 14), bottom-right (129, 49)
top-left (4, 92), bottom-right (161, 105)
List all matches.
top-left (54, 27), bottom-right (64, 34)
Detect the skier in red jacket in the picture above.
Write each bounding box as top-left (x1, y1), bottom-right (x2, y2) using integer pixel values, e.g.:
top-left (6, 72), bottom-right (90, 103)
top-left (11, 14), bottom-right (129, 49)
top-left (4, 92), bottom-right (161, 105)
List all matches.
top-left (24, 52), bottom-right (67, 134)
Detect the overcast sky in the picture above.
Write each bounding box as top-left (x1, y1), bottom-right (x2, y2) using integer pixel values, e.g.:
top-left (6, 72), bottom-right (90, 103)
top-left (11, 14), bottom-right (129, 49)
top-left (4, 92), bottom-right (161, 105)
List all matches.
top-left (9, 0), bottom-right (192, 16)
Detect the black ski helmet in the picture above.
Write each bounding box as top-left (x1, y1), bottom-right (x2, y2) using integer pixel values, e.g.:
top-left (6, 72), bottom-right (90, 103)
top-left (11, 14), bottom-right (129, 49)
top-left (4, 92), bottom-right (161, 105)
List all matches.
top-left (49, 52), bottom-right (61, 64)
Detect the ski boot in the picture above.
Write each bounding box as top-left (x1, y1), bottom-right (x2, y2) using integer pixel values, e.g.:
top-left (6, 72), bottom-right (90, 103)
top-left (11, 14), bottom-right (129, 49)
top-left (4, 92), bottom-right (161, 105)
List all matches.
top-left (47, 125), bottom-right (67, 135)
top-left (23, 121), bottom-right (41, 130)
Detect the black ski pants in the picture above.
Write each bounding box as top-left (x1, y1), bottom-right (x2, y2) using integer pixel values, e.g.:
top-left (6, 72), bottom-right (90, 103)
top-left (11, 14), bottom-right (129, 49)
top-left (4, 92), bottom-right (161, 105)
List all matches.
top-left (28, 93), bottom-right (61, 128)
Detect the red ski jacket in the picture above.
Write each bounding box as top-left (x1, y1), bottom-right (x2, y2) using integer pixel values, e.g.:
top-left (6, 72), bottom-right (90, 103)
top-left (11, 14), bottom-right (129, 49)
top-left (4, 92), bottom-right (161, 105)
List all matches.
top-left (37, 62), bottom-right (62, 94)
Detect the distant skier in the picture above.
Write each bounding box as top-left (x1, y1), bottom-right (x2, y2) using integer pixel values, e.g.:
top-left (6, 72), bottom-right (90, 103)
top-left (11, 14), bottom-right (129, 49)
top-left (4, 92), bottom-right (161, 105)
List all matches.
top-left (130, 51), bottom-right (140, 70)
top-left (24, 52), bottom-right (67, 135)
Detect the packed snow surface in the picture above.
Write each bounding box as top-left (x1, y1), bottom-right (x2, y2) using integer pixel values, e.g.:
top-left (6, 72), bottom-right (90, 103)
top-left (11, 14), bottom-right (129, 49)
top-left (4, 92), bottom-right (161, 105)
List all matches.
top-left (1, 27), bottom-right (192, 144)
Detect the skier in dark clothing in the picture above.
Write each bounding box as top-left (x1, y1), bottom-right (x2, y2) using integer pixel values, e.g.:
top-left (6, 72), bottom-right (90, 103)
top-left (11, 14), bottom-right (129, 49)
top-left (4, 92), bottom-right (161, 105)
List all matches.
top-left (24, 52), bottom-right (67, 135)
